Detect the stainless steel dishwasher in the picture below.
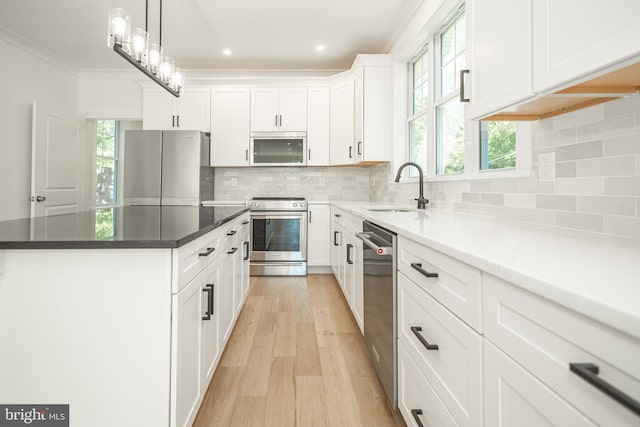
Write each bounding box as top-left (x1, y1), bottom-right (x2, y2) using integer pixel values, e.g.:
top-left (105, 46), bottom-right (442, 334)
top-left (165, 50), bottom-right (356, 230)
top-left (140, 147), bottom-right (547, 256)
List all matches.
top-left (356, 220), bottom-right (397, 409)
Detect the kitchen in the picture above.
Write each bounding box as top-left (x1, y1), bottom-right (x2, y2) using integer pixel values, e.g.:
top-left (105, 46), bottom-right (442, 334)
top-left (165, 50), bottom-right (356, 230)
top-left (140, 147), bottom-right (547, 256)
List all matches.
top-left (1, 0), bottom-right (639, 426)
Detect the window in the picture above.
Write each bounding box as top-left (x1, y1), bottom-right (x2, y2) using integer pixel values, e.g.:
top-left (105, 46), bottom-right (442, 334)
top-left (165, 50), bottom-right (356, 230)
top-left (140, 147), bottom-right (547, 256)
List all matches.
top-left (436, 12), bottom-right (465, 175)
top-left (408, 48), bottom-right (429, 176)
top-left (96, 120), bottom-right (119, 206)
top-left (479, 121), bottom-right (516, 170)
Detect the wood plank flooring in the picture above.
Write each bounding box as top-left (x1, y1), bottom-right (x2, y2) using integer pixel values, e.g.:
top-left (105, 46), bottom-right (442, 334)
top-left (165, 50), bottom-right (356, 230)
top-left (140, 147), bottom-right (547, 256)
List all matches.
top-left (193, 274), bottom-right (406, 427)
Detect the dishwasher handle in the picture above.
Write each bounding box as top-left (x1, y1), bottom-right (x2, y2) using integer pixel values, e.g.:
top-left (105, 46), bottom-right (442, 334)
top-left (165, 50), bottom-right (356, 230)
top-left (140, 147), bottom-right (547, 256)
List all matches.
top-left (356, 232), bottom-right (392, 256)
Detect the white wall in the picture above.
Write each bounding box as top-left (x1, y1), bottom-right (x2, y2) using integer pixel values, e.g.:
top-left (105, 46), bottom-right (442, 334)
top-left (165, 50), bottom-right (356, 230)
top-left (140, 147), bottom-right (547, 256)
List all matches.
top-left (78, 71), bottom-right (143, 120)
top-left (0, 36), bottom-right (79, 221)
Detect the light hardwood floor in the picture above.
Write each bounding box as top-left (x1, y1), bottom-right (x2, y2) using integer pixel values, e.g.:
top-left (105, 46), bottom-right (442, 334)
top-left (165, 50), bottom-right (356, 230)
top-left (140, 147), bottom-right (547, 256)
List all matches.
top-left (193, 274), bottom-right (406, 427)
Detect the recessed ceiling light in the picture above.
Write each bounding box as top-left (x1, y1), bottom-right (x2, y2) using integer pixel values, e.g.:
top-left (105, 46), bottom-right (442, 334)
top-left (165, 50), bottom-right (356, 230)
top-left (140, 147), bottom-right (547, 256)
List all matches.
top-left (316, 44), bottom-right (325, 52)
top-left (223, 49), bottom-right (232, 56)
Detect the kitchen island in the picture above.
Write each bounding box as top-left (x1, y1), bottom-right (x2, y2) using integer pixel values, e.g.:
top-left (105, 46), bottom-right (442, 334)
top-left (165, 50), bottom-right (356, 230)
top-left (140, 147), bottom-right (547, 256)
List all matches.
top-left (0, 205), bottom-right (251, 427)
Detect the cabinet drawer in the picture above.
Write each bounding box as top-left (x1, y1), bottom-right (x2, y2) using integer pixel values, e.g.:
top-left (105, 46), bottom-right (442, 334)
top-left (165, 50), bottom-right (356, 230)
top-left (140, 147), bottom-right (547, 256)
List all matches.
top-left (173, 224), bottom-right (233, 293)
top-left (484, 274), bottom-right (640, 426)
top-left (398, 341), bottom-right (458, 427)
top-left (398, 236), bottom-right (482, 332)
top-left (484, 340), bottom-right (597, 427)
top-left (398, 272), bottom-right (482, 427)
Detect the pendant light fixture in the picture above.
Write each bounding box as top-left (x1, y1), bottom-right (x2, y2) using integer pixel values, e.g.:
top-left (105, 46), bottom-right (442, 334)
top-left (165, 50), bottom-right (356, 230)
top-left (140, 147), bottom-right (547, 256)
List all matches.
top-left (108, 0), bottom-right (183, 97)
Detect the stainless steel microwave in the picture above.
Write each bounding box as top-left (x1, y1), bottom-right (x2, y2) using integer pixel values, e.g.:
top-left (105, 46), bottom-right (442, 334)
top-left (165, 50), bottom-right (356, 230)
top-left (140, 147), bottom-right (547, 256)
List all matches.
top-left (250, 132), bottom-right (307, 166)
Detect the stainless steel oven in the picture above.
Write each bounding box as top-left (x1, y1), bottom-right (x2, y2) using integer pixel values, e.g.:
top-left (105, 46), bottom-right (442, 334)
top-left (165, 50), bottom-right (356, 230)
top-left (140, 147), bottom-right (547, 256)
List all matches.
top-left (249, 197), bottom-right (307, 276)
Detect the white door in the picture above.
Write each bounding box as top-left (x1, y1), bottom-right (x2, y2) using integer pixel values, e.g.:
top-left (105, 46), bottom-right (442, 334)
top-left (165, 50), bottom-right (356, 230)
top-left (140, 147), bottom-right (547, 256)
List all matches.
top-left (329, 80), bottom-right (355, 165)
top-left (177, 88), bottom-right (211, 131)
top-left (211, 88), bottom-right (251, 166)
top-left (251, 88), bottom-right (279, 131)
top-left (307, 87), bottom-right (331, 166)
top-left (278, 88), bottom-right (307, 131)
top-left (30, 102), bottom-right (86, 219)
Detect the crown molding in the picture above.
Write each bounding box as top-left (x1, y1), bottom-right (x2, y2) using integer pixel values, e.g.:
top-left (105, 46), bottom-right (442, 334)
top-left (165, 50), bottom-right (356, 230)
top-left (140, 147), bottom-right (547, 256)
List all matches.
top-left (0, 25), bottom-right (78, 77)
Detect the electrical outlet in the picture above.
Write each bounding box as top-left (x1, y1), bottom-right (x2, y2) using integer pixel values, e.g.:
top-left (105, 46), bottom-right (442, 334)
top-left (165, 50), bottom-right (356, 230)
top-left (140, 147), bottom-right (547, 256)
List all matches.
top-left (538, 152), bottom-right (556, 182)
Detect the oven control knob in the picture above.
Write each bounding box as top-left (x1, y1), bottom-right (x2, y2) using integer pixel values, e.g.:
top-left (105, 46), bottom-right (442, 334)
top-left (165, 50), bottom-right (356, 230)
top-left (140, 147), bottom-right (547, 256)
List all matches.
top-left (300, 202), bottom-right (306, 207)
top-left (293, 202), bottom-right (298, 207)
top-left (254, 202), bottom-right (261, 208)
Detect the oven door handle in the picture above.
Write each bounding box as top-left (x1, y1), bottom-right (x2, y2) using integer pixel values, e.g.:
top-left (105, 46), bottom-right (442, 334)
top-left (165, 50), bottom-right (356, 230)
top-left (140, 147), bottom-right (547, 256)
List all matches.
top-left (250, 262), bottom-right (306, 266)
top-left (356, 232), bottom-right (392, 256)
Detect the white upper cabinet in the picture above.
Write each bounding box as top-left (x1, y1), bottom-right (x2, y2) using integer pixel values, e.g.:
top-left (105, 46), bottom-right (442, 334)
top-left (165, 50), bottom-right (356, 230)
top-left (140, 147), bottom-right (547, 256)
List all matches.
top-left (330, 78), bottom-right (355, 165)
top-left (250, 87), bottom-right (307, 132)
top-left (352, 55), bottom-right (393, 163)
top-left (532, 0), bottom-right (640, 93)
top-left (143, 87), bottom-right (211, 131)
top-left (467, 0), bottom-right (533, 120)
top-left (307, 87), bottom-right (331, 166)
top-left (210, 88), bottom-right (251, 167)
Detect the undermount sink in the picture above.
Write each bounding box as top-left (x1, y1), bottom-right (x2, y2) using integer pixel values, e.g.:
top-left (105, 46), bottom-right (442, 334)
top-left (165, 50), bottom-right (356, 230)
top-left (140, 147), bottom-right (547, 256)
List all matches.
top-left (366, 207), bottom-right (415, 213)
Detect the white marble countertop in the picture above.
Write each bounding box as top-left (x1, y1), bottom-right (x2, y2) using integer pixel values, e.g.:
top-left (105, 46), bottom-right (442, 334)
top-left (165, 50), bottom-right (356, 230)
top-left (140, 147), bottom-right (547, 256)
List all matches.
top-left (333, 202), bottom-right (640, 339)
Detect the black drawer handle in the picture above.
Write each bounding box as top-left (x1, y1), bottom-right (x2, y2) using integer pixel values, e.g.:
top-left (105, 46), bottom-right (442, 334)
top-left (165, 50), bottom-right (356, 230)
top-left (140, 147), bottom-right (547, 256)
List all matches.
top-left (243, 241), bottom-right (250, 260)
top-left (570, 363), bottom-right (640, 416)
top-left (202, 284), bottom-right (214, 320)
top-left (411, 409), bottom-right (424, 427)
top-left (242, 220), bottom-right (249, 225)
top-left (334, 231), bottom-right (339, 246)
top-left (334, 214), bottom-right (342, 218)
top-left (226, 230), bottom-right (237, 236)
top-left (198, 247), bottom-right (215, 257)
top-left (411, 263), bottom-right (439, 278)
top-left (227, 247), bottom-right (238, 254)
top-left (411, 326), bottom-right (439, 351)
top-left (346, 243), bottom-right (353, 264)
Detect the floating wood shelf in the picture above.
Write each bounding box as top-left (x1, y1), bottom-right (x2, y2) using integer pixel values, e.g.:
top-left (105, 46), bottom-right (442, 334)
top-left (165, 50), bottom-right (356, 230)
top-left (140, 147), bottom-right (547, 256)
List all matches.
top-left (483, 61), bottom-right (640, 121)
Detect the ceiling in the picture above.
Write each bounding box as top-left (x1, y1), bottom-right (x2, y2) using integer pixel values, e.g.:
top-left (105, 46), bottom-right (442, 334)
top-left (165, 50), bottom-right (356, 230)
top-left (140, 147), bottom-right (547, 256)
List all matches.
top-left (0, 0), bottom-right (423, 71)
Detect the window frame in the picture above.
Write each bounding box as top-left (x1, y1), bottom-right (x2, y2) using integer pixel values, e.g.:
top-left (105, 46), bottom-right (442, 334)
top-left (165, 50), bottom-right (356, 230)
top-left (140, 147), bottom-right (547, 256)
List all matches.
top-left (93, 119), bottom-right (123, 208)
top-left (399, 1), bottom-right (533, 183)
top-left (407, 45), bottom-right (431, 177)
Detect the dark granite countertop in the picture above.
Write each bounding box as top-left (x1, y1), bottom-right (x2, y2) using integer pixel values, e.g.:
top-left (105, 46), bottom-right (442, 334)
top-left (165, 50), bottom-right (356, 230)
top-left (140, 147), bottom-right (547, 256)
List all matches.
top-left (0, 205), bottom-right (250, 249)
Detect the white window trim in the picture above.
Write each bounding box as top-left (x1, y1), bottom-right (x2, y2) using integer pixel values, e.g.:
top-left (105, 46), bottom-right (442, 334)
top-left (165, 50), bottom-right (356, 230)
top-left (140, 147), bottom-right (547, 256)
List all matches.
top-left (394, 0), bottom-right (534, 183)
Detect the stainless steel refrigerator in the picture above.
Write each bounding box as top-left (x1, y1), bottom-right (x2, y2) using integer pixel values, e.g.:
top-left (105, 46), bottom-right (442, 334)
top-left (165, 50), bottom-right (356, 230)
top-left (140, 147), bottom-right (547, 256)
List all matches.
top-left (123, 130), bottom-right (214, 206)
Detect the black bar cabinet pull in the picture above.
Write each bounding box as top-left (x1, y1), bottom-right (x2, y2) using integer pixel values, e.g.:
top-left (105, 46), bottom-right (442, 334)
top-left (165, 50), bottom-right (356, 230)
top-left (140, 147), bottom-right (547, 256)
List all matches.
top-left (347, 244), bottom-right (354, 264)
top-left (334, 214), bottom-right (342, 218)
top-left (199, 247), bottom-right (215, 257)
top-left (227, 247), bottom-right (238, 254)
top-left (226, 230), bottom-right (237, 236)
top-left (279, 114), bottom-right (282, 126)
top-left (411, 409), bottom-right (425, 427)
top-left (242, 220), bottom-right (249, 225)
top-left (357, 141), bottom-right (362, 155)
top-left (411, 263), bottom-right (439, 278)
top-left (459, 69), bottom-right (470, 102)
top-left (245, 149), bottom-right (248, 161)
top-left (411, 326), bottom-right (439, 351)
top-left (202, 285), bottom-right (213, 320)
top-left (176, 115), bottom-right (180, 127)
top-left (243, 241), bottom-right (250, 260)
top-left (308, 149), bottom-right (311, 161)
top-left (172, 115), bottom-right (175, 127)
top-left (275, 115), bottom-right (278, 127)
top-left (570, 363), bottom-right (640, 416)
top-left (349, 146), bottom-right (353, 159)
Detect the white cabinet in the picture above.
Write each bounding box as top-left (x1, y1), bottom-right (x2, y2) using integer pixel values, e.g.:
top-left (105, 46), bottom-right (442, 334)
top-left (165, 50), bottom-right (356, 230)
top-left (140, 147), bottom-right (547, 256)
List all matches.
top-left (532, 0), bottom-right (640, 93)
top-left (467, 0), bottom-right (533, 119)
top-left (219, 241), bottom-right (237, 346)
top-left (484, 340), bottom-right (598, 427)
top-left (307, 87), bottom-right (331, 166)
top-left (330, 208), bottom-right (346, 286)
top-left (143, 88), bottom-right (211, 131)
top-left (308, 203), bottom-right (331, 266)
top-left (200, 258), bottom-right (221, 391)
top-left (211, 88), bottom-right (251, 166)
top-left (352, 56), bottom-right (393, 163)
top-left (329, 79), bottom-right (355, 165)
top-left (250, 87), bottom-right (307, 132)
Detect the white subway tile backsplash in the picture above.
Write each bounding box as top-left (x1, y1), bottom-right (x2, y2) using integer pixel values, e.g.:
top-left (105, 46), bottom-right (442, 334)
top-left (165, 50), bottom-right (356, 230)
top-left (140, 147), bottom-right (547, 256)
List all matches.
top-left (534, 128), bottom-right (576, 150)
top-left (575, 155), bottom-right (636, 177)
top-left (504, 193), bottom-right (536, 209)
top-left (518, 180), bottom-right (555, 194)
top-left (491, 206), bottom-right (519, 221)
top-left (555, 162), bottom-right (577, 178)
top-left (469, 181), bottom-right (491, 193)
top-left (554, 177), bottom-right (605, 195)
top-left (554, 140), bottom-right (602, 161)
top-left (461, 192), bottom-right (481, 203)
top-left (578, 196), bottom-right (637, 217)
top-left (519, 208), bottom-right (555, 226)
top-left (553, 104), bottom-right (603, 130)
top-left (576, 114), bottom-right (635, 143)
top-left (489, 179), bottom-right (519, 193)
top-left (603, 216), bottom-right (640, 239)
top-left (536, 195), bottom-right (577, 211)
top-left (481, 193), bottom-right (504, 206)
top-left (603, 134), bottom-right (640, 156)
top-left (555, 212), bottom-right (604, 233)
top-left (603, 94), bottom-right (640, 118)
top-left (604, 176), bottom-right (640, 196)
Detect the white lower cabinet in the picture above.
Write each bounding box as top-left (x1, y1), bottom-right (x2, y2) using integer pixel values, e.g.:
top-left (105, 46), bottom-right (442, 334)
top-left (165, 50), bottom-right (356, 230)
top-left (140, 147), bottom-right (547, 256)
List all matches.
top-left (398, 341), bottom-right (458, 426)
top-left (397, 271), bottom-right (482, 427)
top-left (219, 237), bottom-right (237, 346)
top-left (484, 340), bottom-right (597, 427)
top-left (308, 203), bottom-right (331, 266)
